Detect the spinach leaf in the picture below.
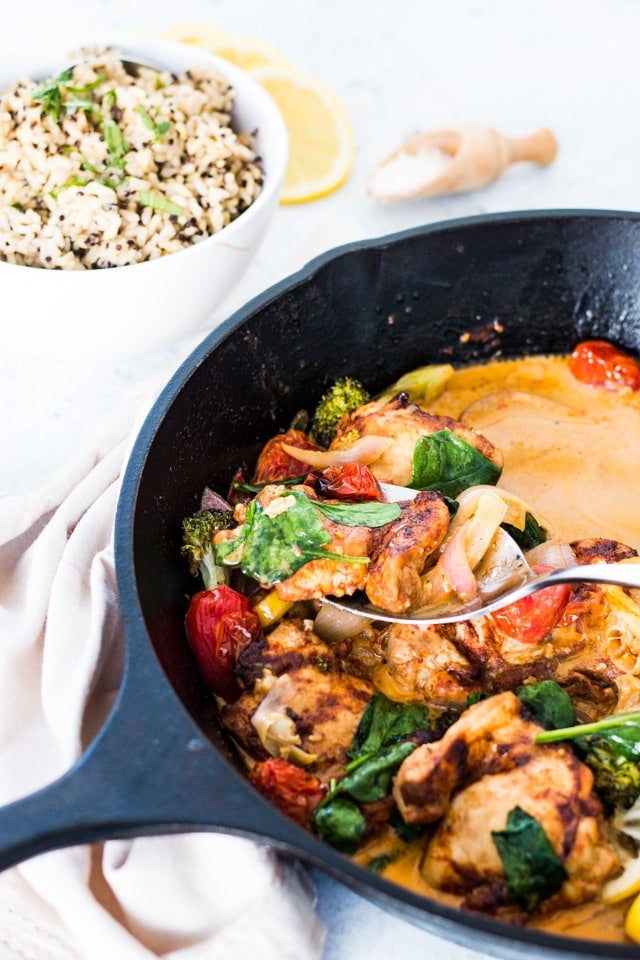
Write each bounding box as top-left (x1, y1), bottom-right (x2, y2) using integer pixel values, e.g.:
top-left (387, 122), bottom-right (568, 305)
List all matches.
top-left (314, 500), bottom-right (401, 527)
top-left (215, 491), bottom-right (369, 583)
top-left (350, 692), bottom-right (430, 759)
top-left (502, 512), bottom-right (548, 550)
top-left (516, 680), bottom-right (576, 731)
top-left (313, 794), bottom-right (367, 854)
top-left (536, 710), bottom-right (640, 759)
top-left (409, 429), bottom-right (502, 498)
top-left (366, 852), bottom-right (399, 872)
top-left (339, 740), bottom-right (417, 803)
top-left (492, 806), bottom-right (567, 912)
top-left (312, 693), bottom-right (426, 853)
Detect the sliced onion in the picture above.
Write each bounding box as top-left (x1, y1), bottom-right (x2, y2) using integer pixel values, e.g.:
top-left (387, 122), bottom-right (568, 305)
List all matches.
top-left (438, 528), bottom-right (478, 600)
top-left (526, 540), bottom-right (576, 570)
top-left (424, 490), bottom-right (507, 602)
top-left (456, 484), bottom-right (552, 535)
top-left (313, 602), bottom-right (372, 642)
top-left (281, 435), bottom-right (392, 469)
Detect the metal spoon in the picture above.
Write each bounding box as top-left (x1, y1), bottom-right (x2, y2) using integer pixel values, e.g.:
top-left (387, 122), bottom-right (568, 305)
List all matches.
top-left (323, 483), bottom-right (640, 624)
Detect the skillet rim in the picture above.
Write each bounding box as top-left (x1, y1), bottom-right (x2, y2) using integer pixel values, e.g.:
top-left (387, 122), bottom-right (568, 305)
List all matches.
top-left (115, 207), bottom-right (640, 960)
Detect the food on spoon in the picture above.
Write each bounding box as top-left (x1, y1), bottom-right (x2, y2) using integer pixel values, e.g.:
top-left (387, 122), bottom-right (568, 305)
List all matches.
top-left (180, 339), bottom-right (640, 941)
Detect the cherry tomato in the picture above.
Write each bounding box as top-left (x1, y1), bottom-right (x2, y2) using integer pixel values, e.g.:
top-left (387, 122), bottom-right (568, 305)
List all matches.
top-left (307, 463), bottom-right (383, 501)
top-left (568, 340), bottom-right (640, 392)
top-left (489, 582), bottom-right (571, 644)
top-left (251, 758), bottom-right (325, 826)
top-left (185, 584), bottom-right (263, 702)
top-left (253, 429), bottom-right (323, 483)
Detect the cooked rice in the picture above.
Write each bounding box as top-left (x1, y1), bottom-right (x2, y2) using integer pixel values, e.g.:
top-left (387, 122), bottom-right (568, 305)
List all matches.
top-left (0, 48), bottom-right (264, 269)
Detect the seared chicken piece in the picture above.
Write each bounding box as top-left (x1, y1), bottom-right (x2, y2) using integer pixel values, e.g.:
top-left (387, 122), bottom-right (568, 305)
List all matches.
top-left (421, 751), bottom-right (620, 912)
top-left (331, 394), bottom-right (501, 486)
top-left (221, 619), bottom-right (373, 782)
top-left (379, 622), bottom-right (481, 709)
top-left (393, 692), bottom-right (619, 912)
top-left (275, 512), bottom-right (373, 601)
top-left (393, 692), bottom-right (542, 823)
top-left (572, 537), bottom-right (638, 565)
top-left (365, 491), bottom-right (450, 613)
top-left (368, 536), bottom-right (640, 717)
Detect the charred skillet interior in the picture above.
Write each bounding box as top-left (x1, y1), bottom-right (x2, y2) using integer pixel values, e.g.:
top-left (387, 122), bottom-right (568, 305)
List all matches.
top-left (120, 210), bottom-right (640, 960)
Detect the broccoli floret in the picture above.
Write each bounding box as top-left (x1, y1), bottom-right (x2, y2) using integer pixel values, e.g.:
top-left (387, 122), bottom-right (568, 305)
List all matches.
top-left (181, 508), bottom-right (236, 589)
top-left (310, 377), bottom-right (370, 447)
top-left (576, 736), bottom-right (640, 812)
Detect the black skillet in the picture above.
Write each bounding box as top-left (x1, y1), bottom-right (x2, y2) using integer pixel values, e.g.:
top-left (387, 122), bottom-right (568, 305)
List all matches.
top-left (1, 210), bottom-right (640, 960)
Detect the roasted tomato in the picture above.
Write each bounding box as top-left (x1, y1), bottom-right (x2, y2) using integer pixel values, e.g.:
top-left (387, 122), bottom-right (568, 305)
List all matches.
top-left (253, 429), bottom-right (323, 483)
top-left (489, 566), bottom-right (571, 644)
top-left (307, 463), bottom-right (383, 501)
top-left (185, 584), bottom-right (263, 702)
top-left (251, 757), bottom-right (325, 826)
top-left (568, 340), bottom-right (640, 392)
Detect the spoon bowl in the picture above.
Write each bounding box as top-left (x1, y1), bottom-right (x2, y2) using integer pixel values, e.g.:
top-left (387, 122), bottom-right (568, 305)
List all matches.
top-left (324, 559), bottom-right (640, 625)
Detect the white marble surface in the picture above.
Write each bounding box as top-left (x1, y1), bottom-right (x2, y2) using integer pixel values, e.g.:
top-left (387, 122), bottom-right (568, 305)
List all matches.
top-left (3, 0), bottom-right (640, 956)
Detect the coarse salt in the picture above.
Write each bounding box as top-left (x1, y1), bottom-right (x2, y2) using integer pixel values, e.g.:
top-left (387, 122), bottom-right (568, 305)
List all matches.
top-left (368, 145), bottom-right (451, 200)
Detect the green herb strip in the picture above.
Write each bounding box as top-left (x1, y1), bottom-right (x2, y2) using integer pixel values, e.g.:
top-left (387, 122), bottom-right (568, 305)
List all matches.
top-left (103, 118), bottom-right (129, 166)
top-left (492, 806), bottom-right (567, 912)
top-left (137, 190), bottom-right (184, 217)
top-left (409, 429), bottom-right (502, 498)
top-left (32, 68), bottom-right (73, 119)
top-left (137, 104), bottom-right (171, 141)
top-left (536, 709), bottom-right (640, 760)
top-left (32, 69), bottom-right (106, 121)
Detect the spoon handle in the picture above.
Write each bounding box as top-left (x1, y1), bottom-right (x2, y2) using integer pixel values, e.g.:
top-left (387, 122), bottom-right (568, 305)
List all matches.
top-left (504, 127), bottom-right (558, 165)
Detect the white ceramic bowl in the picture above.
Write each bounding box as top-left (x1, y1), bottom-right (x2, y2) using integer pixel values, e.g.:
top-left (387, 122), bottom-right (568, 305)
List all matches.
top-left (0, 36), bottom-right (288, 361)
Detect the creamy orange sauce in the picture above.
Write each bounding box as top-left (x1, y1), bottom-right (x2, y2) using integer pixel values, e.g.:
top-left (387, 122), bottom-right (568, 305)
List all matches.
top-left (431, 356), bottom-right (640, 550)
top-left (363, 354), bottom-right (640, 942)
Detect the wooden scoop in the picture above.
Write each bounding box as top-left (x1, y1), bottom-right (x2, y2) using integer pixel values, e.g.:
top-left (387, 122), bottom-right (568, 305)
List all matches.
top-left (367, 124), bottom-right (558, 202)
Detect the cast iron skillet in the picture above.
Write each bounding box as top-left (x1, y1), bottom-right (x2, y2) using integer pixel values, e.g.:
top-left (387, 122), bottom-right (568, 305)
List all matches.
top-left (1, 210), bottom-right (640, 960)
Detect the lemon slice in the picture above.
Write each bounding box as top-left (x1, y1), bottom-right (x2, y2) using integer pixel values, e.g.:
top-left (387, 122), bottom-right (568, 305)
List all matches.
top-left (209, 36), bottom-right (292, 73)
top-left (603, 855), bottom-right (640, 905)
top-left (159, 22), bottom-right (232, 48)
top-left (159, 23), bottom-right (291, 71)
top-left (251, 67), bottom-right (354, 203)
top-left (626, 891), bottom-right (640, 942)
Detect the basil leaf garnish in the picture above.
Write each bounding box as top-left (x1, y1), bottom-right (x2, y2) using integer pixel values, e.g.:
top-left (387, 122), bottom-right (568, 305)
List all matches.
top-left (314, 499), bottom-right (400, 527)
top-left (409, 429), bottom-right (501, 498)
top-left (215, 491), bottom-right (369, 583)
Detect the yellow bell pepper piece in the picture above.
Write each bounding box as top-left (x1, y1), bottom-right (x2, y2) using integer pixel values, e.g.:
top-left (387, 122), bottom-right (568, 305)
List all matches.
top-left (253, 589), bottom-right (292, 628)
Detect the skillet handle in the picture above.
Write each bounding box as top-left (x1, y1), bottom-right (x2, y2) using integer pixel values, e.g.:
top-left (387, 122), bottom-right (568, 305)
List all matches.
top-left (0, 656), bottom-right (305, 871)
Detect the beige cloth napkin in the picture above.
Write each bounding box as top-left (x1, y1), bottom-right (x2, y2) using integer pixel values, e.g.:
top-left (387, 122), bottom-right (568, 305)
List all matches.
top-left (0, 394), bottom-right (325, 960)
top-left (0, 220), bottom-right (363, 960)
